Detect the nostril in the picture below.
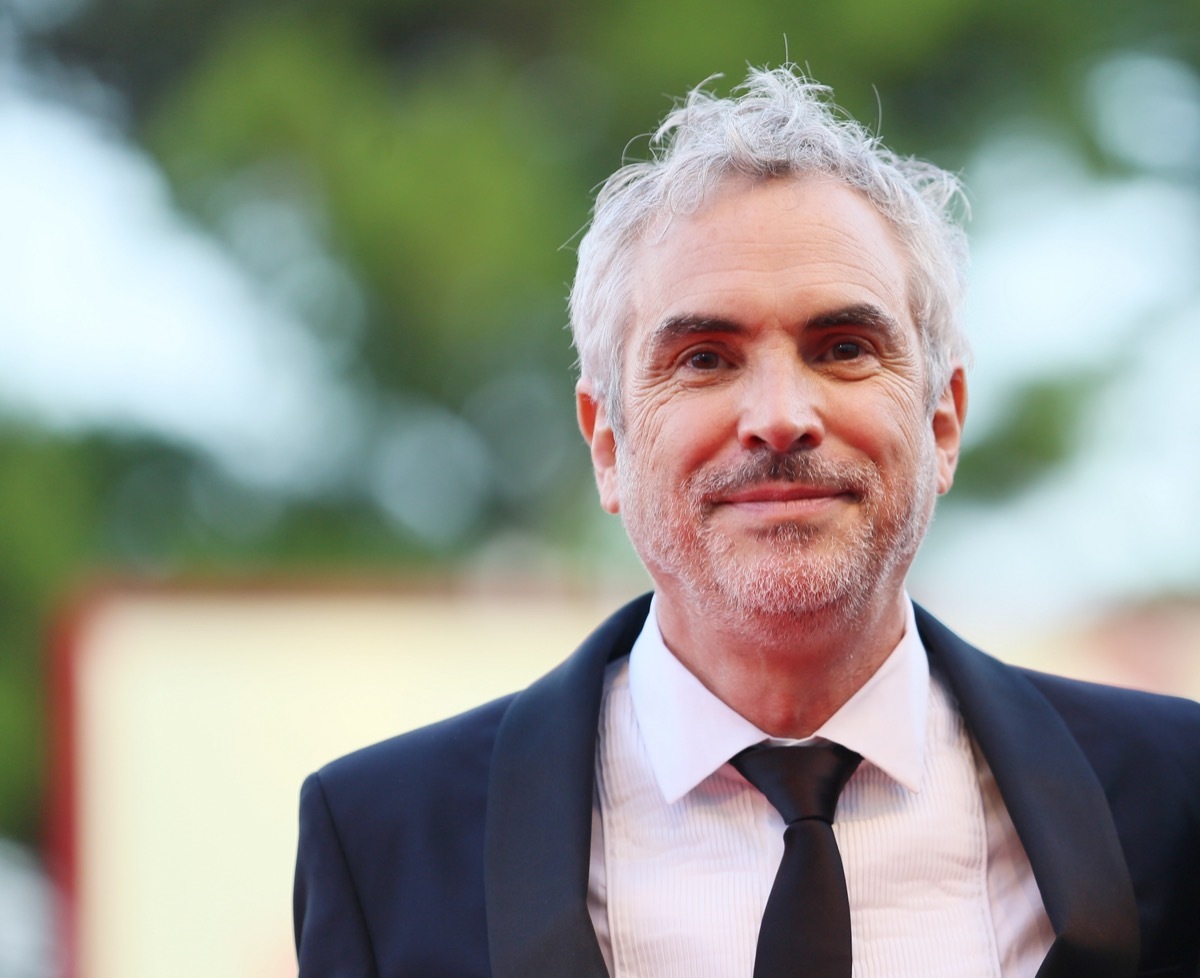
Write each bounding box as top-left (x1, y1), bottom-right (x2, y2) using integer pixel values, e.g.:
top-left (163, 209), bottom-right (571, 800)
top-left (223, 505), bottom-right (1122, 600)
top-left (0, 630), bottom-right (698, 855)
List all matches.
top-left (738, 406), bottom-right (823, 455)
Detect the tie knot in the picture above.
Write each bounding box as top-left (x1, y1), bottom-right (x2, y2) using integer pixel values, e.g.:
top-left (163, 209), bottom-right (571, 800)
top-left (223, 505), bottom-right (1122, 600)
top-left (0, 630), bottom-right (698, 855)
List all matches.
top-left (732, 742), bottom-right (862, 824)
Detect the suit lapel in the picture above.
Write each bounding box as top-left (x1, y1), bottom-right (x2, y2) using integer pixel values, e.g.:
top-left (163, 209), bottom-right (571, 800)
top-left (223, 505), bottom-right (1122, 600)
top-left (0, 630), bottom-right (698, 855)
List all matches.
top-left (485, 597), bottom-right (1141, 976)
top-left (485, 594), bottom-right (651, 978)
top-left (916, 606), bottom-right (1140, 978)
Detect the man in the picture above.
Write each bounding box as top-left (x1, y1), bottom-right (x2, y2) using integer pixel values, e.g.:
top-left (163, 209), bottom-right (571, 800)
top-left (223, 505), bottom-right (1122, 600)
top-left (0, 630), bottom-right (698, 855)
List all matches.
top-left (294, 67), bottom-right (1200, 977)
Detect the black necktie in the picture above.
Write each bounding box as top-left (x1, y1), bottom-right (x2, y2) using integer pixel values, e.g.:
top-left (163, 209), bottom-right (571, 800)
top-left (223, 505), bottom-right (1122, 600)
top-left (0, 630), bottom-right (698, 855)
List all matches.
top-left (731, 742), bottom-right (863, 978)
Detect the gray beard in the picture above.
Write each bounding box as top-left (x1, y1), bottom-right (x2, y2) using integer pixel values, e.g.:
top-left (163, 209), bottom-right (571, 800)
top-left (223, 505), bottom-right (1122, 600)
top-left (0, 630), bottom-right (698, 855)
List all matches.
top-left (618, 444), bottom-right (936, 632)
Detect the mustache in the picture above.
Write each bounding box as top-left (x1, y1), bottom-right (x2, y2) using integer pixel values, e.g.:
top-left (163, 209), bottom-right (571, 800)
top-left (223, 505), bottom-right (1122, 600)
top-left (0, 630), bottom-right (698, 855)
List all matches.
top-left (690, 449), bottom-right (876, 501)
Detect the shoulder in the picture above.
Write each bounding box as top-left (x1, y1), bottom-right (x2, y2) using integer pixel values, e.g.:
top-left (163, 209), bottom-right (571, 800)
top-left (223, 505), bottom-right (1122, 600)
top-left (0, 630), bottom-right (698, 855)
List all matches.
top-left (306, 590), bottom-right (654, 804)
top-left (296, 693), bottom-right (516, 941)
top-left (1017, 667), bottom-right (1200, 781)
top-left (295, 698), bottom-right (519, 976)
top-left (303, 590), bottom-right (653, 819)
top-left (307, 693), bottom-right (516, 826)
top-left (1018, 666), bottom-right (1200, 724)
top-left (916, 601), bottom-right (1200, 784)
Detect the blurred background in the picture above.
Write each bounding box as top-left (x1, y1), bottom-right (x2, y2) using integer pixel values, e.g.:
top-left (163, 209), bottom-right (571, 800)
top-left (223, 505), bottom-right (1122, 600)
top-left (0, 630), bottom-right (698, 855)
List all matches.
top-left (1, 0), bottom-right (1199, 973)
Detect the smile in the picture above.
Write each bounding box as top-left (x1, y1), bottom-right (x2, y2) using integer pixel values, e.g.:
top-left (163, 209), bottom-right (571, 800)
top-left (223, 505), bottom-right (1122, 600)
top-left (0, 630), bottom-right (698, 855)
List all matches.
top-left (713, 483), bottom-right (858, 517)
top-left (719, 483), bottom-right (852, 504)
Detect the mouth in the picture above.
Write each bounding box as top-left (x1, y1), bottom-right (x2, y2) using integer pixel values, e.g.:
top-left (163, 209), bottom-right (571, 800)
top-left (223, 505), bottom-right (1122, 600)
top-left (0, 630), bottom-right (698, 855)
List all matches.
top-left (704, 483), bottom-right (860, 525)
top-left (716, 483), bottom-right (855, 506)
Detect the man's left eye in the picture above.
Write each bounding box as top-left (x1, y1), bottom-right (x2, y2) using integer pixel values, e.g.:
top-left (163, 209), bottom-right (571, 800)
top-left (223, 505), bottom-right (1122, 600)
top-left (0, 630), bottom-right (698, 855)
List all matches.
top-left (829, 341), bottom-right (862, 361)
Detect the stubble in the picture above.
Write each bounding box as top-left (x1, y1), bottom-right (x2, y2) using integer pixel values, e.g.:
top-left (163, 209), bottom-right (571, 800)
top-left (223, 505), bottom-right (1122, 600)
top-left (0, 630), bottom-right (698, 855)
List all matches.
top-left (617, 443), bottom-right (936, 632)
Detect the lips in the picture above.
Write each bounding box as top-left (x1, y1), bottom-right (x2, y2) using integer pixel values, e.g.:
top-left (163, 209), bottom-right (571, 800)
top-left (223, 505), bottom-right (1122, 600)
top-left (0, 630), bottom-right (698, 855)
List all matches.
top-left (716, 483), bottom-right (852, 506)
top-left (690, 450), bottom-right (873, 513)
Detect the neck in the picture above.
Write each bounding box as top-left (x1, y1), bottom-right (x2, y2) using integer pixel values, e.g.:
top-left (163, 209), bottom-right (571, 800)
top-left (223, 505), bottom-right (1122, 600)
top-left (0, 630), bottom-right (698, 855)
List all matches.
top-left (654, 588), bottom-right (908, 738)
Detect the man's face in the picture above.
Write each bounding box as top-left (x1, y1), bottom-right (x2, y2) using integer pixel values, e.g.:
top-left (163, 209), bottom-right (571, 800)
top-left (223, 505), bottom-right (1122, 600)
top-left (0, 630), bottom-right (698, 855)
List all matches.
top-left (578, 175), bottom-right (965, 625)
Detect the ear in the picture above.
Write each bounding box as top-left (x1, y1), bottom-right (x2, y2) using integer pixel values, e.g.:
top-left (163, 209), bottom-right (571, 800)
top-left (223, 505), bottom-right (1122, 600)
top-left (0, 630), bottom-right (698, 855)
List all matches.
top-left (576, 379), bottom-right (621, 514)
top-left (932, 365), bottom-right (968, 495)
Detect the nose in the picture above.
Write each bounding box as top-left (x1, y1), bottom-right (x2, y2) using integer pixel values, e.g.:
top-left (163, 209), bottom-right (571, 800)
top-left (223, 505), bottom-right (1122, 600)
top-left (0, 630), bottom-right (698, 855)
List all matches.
top-left (736, 353), bottom-right (825, 454)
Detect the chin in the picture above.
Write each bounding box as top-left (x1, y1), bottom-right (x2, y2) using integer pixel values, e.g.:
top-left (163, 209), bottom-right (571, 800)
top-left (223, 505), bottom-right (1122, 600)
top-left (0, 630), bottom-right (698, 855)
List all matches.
top-left (710, 562), bottom-right (868, 624)
top-left (693, 523), bottom-right (921, 631)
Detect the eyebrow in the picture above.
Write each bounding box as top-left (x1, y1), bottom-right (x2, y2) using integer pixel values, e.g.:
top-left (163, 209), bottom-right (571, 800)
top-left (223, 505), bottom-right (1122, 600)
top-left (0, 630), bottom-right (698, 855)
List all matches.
top-left (807, 303), bottom-right (904, 339)
top-left (645, 315), bottom-right (747, 358)
top-left (647, 303), bottom-right (904, 357)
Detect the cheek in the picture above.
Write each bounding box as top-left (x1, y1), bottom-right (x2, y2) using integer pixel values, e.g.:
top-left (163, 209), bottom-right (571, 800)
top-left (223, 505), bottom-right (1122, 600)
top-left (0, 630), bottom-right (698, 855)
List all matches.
top-left (866, 381), bottom-right (930, 447)
top-left (830, 390), bottom-right (931, 475)
top-left (625, 389), bottom-right (732, 464)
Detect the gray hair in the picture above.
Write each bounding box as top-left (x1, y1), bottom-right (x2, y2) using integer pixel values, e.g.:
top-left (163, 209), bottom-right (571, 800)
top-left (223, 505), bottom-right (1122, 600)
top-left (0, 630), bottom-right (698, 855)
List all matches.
top-left (568, 66), bottom-right (971, 429)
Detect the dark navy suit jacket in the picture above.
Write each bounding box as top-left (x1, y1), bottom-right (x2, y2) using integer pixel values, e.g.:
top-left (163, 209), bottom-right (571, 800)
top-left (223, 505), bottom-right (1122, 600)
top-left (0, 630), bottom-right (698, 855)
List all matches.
top-left (294, 595), bottom-right (1200, 977)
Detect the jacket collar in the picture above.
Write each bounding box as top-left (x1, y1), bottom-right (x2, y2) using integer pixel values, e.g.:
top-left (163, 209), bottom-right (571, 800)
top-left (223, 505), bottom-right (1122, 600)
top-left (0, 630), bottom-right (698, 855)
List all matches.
top-left (485, 594), bottom-right (649, 978)
top-left (915, 605), bottom-right (1140, 978)
top-left (484, 595), bottom-right (1140, 978)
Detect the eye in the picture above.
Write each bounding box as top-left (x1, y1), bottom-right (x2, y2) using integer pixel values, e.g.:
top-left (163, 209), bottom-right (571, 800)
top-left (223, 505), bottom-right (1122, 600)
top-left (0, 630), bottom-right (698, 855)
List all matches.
top-left (686, 349), bottom-right (724, 370)
top-left (829, 341), bottom-right (863, 361)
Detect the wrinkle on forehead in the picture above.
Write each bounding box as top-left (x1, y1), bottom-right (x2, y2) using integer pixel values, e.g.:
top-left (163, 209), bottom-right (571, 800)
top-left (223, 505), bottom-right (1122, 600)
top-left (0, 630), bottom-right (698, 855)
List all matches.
top-left (630, 176), bottom-right (913, 344)
top-left (627, 171), bottom-right (925, 363)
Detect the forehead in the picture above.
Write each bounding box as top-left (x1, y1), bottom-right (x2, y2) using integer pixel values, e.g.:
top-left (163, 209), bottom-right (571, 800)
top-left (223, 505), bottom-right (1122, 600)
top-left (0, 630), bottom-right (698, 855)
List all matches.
top-left (628, 174), bottom-right (912, 341)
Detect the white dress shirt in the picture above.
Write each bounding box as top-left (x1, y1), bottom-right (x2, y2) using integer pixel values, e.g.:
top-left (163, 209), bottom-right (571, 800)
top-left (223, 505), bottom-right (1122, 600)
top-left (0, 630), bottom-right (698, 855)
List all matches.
top-left (588, 596), bottom-right (1054, 977)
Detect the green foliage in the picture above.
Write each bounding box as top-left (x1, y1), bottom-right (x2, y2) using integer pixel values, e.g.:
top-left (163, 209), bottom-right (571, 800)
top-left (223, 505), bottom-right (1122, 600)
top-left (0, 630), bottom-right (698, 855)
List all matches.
top-left (0, 668), bottom-right (43, 844)
top-left (149, 12), bottom-right (586, 400)
top-left (955, 372), bottom-right (1107, 500)
top-left (0, 431), bottom-right (107, 839)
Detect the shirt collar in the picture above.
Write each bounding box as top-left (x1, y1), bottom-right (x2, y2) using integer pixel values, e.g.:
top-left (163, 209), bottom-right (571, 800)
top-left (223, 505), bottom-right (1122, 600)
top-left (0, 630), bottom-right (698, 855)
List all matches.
top-left (628, 594), bottom-right (929, 804)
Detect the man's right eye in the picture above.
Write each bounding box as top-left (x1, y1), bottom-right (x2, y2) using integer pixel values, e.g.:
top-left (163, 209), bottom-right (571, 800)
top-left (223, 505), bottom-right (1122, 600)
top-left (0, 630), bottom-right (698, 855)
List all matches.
top-left (687, 350), bottom-right (722, 370)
